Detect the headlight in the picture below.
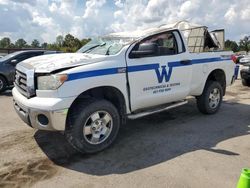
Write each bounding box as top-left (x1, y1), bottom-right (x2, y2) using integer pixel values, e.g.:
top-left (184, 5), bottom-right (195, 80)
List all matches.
top-left (37, 74), bottom-right (68, 90)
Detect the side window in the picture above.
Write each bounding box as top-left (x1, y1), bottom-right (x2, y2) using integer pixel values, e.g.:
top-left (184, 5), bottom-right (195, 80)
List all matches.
top-left (38, 52), bottom-right (44, 56)
top-left (15, 53), bottom-right (36, 62)
top-left (130, 31), bottom-right (178, 58)
top-left (17, 52), bottom-right (42, 62)
top-left (26, 52), bottom-right (40, 59)
top-left (157, 33), bottom-right (177, 55)
top-left (15, 54), bottom-right (28, 62)
top-left (29, 52), bottom-right (43, 58)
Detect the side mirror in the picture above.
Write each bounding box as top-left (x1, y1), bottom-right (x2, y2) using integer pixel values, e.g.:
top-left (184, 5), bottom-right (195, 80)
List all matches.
top-left (130, 43), bottom-right (158, 58)
top-left (9, 59), bottom-right (18, 65)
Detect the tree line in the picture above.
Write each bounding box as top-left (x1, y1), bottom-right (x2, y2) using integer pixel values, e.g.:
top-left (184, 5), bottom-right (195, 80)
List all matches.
top-left (0, 34), bottom-right (90, 52)
top-left (225, 36), bottom-right (250, 52)
top-left (0, 33), bottom-right (249, 53)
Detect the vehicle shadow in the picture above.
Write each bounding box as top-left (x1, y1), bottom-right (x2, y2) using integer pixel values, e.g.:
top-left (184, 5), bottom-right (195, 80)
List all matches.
top-left (34, 99), bottom-right (250, 176)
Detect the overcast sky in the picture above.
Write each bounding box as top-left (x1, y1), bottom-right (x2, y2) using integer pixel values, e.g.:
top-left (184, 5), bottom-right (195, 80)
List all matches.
top-left (0, 0), bottom-right (249, 43)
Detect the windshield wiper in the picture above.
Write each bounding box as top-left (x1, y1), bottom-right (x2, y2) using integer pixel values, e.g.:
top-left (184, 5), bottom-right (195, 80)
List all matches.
top-left (105, 45), bottom-right (113, 55)
top-left (82, 43), bottom-right (106, 53)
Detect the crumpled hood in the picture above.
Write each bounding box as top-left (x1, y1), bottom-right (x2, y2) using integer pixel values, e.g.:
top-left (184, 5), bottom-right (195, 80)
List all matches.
top-left (20, 53), bottom-right (106, 73)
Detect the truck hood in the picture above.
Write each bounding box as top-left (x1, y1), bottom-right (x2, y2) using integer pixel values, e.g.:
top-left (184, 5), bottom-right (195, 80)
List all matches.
top-left (20, 53), bottom-right (106, 73)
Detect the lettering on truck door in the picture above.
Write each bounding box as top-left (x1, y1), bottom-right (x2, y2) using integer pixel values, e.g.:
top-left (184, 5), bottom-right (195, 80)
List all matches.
top-left (126, 30), bottom-right (192, 111)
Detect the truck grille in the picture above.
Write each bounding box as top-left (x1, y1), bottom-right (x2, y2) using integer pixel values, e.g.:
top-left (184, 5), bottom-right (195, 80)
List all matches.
top-left (15, 70), bottom-right (29, 97)
top-left (14, 64), bottom-right (35, 98)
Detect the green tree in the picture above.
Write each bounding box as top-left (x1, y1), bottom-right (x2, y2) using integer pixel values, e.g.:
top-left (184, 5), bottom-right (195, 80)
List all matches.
top-left (31, 39), bottom-right (40, 48)
top-left (239, 36), bottom-right (250, 52)
top-left (63, 34), bottom-right (82, 52)
top-left (15, 38), bottom-right (27, 48)
top-left (0, 35), bottom-right (92, 52)
top-left (63, 34), bottom-right (75, 48)
top-left (56, 35), bottom-right (64, 47)
top-left (9, 43), bottom-right (15, 48)
top-left (225, 39), bottom-right (239, 52)
top-left (0, 37), bottom-right (11, 48)
top-left (73, 37), bottom-right (82, 50)
top-left (41, 42), bottom-right (48, 49)
top-left (47, 43), bottom-right (60, 51)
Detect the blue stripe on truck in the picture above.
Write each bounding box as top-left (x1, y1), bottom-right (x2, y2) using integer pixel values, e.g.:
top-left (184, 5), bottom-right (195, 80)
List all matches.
top-left (67, 67), bottom-right (121, 81)
top-left (127, 64), bottom-right (159, 72)
top-left (192, 57), bottom-right (223, 64)
top-left (67, 57), bottom-right (231, 81)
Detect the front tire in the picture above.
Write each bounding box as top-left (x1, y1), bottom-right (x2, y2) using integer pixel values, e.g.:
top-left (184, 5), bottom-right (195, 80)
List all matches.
top-left (242, 78), bottom-right (250, 86)
top-left (65, 99), bottom-right (120, 154)
top-left (0, 76), bottom-right (7, 93)
top-left (196, 81), bottom-right (223, 114)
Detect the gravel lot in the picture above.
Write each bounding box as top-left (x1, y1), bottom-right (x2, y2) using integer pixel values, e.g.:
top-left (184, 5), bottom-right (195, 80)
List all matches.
top-left (0, 80), bottom-right (249, 188)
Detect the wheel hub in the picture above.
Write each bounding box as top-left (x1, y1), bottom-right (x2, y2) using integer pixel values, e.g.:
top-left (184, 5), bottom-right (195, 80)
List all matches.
top-left (209, 88), bottom-right (220, 109)
top-left (92, 119), bottom-right (104, 133)
top-left (83, 111), bottom-right (113, 145)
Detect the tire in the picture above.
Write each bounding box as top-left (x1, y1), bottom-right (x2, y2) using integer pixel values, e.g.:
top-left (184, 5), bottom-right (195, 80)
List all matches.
top-left (242, 79), bottom-right (250, 87)
top-left (0, 75), bottom-right (7, 93)
top-left (65, 99), bottom-right (120, 154)
top-left (196, 81), bottom-right (223, 114)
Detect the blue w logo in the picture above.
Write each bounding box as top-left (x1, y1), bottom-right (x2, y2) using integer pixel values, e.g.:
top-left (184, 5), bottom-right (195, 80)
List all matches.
top-left (155, 65), bottom-right (173, 83)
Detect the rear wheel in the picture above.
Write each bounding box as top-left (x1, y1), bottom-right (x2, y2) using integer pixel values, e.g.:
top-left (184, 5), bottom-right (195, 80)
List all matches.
top-left (65, 99), bottom-right (120, 154)
top-left (196, 81), bottom-right (223, 114)
top-left (0, 76), bottom-right (7, 93)
top-left (242, 78), bottom-right (250, 86)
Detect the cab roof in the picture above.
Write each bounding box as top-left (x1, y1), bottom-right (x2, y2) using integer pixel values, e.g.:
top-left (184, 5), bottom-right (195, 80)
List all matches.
top-left (106, 20), bottom-right (206, 39)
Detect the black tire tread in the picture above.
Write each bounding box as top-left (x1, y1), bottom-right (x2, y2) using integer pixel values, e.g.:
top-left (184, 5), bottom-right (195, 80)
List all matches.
top-left (196, 81), bottom-right (223, 114)
top-left (242, 79), bottom-right (250, 87)
top-left (0, 75), bottom-right (7, 93)
top-left (65, 98), bottom-right (120, 154)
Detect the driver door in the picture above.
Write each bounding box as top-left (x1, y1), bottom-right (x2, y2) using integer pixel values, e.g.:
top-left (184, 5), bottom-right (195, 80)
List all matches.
top-left (126, 30), bottom-right (192, 111)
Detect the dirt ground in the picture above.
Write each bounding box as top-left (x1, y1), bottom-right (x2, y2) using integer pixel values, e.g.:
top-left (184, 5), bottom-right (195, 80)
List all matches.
top-left (0, 80), bottom-right (249, 188)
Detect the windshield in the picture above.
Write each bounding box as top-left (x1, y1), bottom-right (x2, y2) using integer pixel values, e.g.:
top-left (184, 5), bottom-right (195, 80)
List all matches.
top-left (77, 37), bottom-right (134, 55)
top-left (0, 51), bottom-right (23, 62)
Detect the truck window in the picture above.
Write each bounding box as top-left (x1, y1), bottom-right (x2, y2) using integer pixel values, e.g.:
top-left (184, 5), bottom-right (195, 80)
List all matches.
top-left (15, 52), bottom-right (40, 63)
top-left (130, 31), bottom-right (179, 58)
top-left (173, 31), bottom-right (185, 53)
top-left (15, 54), bottom-right (29, 62)
top-left (25, 52), bottom-right (44, 59)
top-left (77, 37), bottom-right (133, 56)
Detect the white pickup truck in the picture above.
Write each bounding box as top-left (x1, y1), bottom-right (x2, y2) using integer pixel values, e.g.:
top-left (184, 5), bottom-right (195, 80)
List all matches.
top-left (13, 21), bottom-right (235, 153)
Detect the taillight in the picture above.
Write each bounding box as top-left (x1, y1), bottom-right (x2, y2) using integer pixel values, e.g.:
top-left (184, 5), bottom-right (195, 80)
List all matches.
top-left (231, 55), bottom-right (237, 63)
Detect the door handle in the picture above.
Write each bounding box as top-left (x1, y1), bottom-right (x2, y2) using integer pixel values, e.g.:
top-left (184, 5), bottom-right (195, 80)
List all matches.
top-left (180, 59), bottom-right (191, 65)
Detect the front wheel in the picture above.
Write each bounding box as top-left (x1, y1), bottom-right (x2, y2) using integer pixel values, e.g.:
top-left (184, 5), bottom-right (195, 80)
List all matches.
top-left (0, 76), bottom-right (7, 93)
top-left (65, 99), bottom-right (120, 154)
top-left (196, 81), bottom-right (223, 114)
top-left (242, 78), bottom-right (250, 87)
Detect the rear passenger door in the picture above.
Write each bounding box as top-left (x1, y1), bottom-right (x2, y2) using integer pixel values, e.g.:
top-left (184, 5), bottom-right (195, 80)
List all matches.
top-left (126, 30), bottom-right (192, 111)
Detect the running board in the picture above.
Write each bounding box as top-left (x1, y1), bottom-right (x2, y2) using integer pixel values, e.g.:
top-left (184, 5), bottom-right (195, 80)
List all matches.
top-left (127, 100), bottom-right (188, 120)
